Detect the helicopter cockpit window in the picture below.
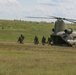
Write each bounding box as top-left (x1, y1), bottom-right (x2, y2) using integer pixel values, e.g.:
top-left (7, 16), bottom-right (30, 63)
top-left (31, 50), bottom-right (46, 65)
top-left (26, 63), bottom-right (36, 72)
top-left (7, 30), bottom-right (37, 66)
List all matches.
top-left (63, 33), bottom-right (73, 40)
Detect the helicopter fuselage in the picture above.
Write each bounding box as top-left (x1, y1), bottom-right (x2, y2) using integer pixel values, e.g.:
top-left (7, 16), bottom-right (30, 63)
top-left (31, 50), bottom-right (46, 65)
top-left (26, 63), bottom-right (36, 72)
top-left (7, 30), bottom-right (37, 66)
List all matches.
top-left (51, 31), bottom-right (76, 46)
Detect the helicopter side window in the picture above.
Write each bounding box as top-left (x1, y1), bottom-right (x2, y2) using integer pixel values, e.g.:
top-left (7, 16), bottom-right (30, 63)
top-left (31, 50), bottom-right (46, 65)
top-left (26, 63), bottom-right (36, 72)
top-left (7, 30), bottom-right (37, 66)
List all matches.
top-left (63, 33), bottom-right (67, 38)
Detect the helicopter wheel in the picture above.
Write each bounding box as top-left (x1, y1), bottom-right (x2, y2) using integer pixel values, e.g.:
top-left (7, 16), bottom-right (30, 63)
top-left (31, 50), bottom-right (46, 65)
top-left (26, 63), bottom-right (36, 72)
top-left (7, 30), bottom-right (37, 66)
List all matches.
top-left (67, 44), bottom-right (72, 47)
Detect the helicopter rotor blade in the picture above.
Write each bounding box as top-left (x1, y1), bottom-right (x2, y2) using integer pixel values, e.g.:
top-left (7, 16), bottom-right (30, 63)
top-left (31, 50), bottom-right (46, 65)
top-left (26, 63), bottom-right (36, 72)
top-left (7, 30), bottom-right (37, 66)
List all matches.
top-left (63, 18), bottom-right (76, 23)
top-left (26, 16), bottom-right (76, 23)
top-left (26, 16), bottom-right (53, 19)
top-left (49, 16), bottom-right (63, 19)
top-left (50, 16), bottom-right (76, 23)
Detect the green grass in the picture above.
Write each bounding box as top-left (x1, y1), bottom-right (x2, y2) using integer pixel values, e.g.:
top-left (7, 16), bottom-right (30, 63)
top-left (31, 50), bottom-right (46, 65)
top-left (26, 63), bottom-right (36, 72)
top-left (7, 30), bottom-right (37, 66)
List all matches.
top-left (0, 20), bottom-right (76, 75)
top-left (0, 20), bottom-right (54, 42)
top-left (0, 42), bottom-right (76, 75)
top-left (0, 20), bottom-right (76, 43)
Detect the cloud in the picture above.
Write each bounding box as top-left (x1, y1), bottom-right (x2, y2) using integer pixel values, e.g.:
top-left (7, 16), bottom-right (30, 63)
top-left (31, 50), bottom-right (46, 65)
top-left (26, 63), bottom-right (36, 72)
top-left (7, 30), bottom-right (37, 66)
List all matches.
top-left (0, 0), bottom-right (20, 5)
top-left (0, 0), bottom-right (76, 21)
top-left (36, 0), bottom-right (76, 19)
top-left (37, 0), bottom-right (51, 3)
top-left (0, 0), bottom-right (22, 19)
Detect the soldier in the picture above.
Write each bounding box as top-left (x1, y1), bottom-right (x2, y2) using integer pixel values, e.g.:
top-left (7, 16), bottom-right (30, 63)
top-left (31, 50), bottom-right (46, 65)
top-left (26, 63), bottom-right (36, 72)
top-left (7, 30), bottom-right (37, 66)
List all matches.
top-left (18, 34), bottom-right (24, 44)
top-left (42, 36), bottom-right (46, 45)
top-left (34, 36), bottom-right (39, 44)
top-left (47, 37), bottom-right (52, 45)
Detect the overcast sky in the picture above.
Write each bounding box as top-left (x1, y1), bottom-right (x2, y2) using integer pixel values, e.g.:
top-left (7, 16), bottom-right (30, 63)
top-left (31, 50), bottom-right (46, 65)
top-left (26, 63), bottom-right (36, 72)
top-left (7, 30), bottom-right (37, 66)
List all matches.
top-left (0, 0), bottom-right (76, 22)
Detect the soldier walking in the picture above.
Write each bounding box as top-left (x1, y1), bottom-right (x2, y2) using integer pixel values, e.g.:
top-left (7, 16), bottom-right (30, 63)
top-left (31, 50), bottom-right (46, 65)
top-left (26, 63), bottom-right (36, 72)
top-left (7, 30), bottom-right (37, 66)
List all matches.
top-left (18, 34), bottom-right (25, 44)
top-left (34, 36), bottom-right (39, 44)
top-left (42, 36), bottom-right (46, 45)
top-left (47, 37), bottom-right (52, 45)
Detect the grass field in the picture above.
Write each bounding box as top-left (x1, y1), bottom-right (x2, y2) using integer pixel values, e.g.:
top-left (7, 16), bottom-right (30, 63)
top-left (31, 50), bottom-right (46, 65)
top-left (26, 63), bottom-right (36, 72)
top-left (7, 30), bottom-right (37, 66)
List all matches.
top-left (0, 20), bottom-right (54, 42)
top-left (0, 20), bottom-right (76, 75)
top-left (0, 42), bottom-right (76, 75)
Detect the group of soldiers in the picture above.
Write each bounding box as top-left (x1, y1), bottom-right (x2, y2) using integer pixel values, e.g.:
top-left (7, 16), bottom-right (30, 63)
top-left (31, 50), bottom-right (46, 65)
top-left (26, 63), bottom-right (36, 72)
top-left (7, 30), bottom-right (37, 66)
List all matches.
top-left (18, 34), bottom-right (52, 45)
top-left (34, 36), bottom-right (52, 45)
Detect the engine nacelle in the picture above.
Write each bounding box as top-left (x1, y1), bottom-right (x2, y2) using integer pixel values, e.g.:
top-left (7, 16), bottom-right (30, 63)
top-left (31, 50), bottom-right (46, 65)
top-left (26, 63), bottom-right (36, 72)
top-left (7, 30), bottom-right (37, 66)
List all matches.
top-left (64, 28), bottom-right (73, 34)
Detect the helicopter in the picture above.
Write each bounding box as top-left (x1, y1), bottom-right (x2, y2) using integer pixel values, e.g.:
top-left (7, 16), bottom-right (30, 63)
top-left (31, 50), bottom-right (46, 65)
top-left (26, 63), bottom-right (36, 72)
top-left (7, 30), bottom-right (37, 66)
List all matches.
top-left (27, 16), bottom-right (76, 47)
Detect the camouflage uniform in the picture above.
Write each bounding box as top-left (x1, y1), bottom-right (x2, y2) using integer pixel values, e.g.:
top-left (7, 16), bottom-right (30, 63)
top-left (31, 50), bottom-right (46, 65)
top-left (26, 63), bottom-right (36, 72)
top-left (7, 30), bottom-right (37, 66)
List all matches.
top-left (18, 34), bottom-right (24, 44)
top-left (42, 36), bottom-right (46, 45)
top-left (34, 36), bottom-right (39, 44)
top-left (47, 37), bottom-right (52, 45)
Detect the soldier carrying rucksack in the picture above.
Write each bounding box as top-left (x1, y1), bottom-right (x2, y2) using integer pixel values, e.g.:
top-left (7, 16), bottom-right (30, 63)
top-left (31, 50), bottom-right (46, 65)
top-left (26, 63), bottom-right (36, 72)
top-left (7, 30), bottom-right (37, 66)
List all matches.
top-left (18, 34), bottom-right (25, 44)
top-left (42, 36), bottom-right (46, 45)
top-left (47, 37), bottom-right (52, 45)
top-left (34, 36), bottom-right (39, 44)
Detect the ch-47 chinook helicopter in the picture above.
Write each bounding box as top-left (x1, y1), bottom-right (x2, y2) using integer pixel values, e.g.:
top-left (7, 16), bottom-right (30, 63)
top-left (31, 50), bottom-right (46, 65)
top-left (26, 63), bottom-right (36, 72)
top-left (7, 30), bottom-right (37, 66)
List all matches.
top-left (27, 16), bottom-right (76, 47)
